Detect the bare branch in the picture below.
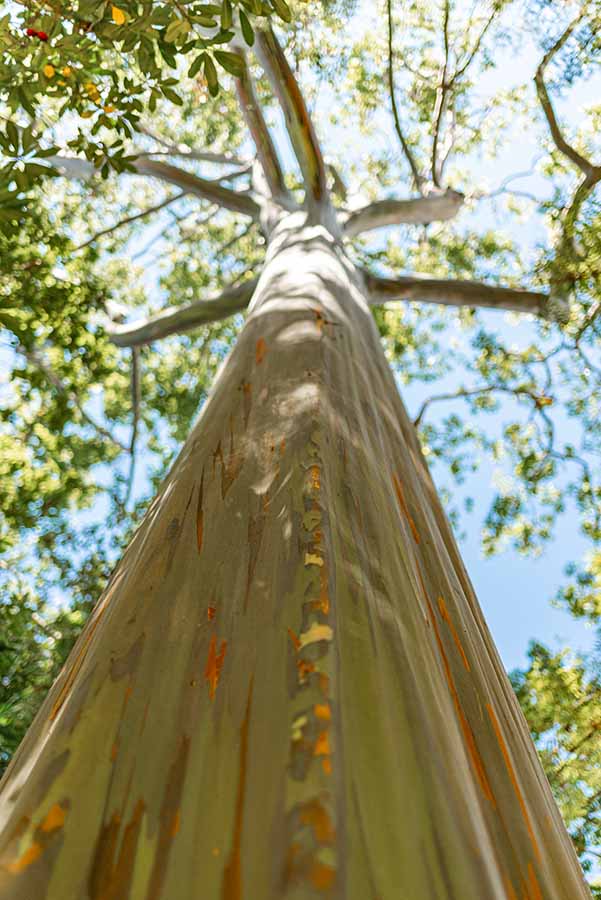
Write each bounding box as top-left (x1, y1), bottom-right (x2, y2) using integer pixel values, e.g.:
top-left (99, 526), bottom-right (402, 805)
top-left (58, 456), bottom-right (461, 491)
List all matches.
top-left (386, 0), bottom-right (424, 192)
top-left (534, 12), bottom-right (600, 178)
top-left (233, 47), bottom-right (290, 203)
top-left (137, 126), bottom-right (248, 166)
top-left (107, 277), bottom-right (260, 348)
top-left (363, 269), bottom-right (561, 318)
top-left (74, 192), bottom-right (185, 251)
top-left (413, 383), bottom-right (553, 427)
top-left (255, 28), bottom-right (328, 206)
top-left (344, 188), bottom-right (464, 237)
top-left (125, 348), bottom-right (141, 506)
top-left (19, 346), bottom-right (128, 451)
top-left (431, 1), bottom-right (452, 187)
top-left (48, 155), bottom-right (261, 219)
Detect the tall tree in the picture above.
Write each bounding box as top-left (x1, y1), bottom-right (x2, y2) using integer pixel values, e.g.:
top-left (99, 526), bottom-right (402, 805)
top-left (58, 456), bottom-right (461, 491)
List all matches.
top-left (0, 0), bottom-right (600, 896)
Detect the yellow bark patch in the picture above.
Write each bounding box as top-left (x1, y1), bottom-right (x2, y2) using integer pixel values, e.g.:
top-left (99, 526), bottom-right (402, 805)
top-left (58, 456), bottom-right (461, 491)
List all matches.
top-left (299, 623), bottom-right (333, 648)
top-left (305, 552), bottom-right (324, 567)
top-left (255, 337), bottom-right (267, 364)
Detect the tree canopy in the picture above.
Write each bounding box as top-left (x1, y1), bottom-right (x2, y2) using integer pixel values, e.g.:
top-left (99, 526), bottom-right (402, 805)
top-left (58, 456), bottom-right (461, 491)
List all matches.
top-left (0, 0), bottom-right (600, 889)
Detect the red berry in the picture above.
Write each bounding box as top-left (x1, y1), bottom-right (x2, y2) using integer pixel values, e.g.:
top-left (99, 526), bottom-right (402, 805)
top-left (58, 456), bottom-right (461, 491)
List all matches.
top-left (37, 31), bottom-right (49, 41)
top-left (26, 27), bottom-right (36, 36)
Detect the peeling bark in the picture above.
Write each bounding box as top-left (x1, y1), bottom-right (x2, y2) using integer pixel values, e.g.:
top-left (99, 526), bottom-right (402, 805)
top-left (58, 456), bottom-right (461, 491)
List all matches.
top-left (0, 213), bottom-right (591, 899)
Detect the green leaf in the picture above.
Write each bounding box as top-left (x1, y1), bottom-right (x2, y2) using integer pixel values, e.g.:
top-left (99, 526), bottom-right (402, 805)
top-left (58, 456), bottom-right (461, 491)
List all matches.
top-left (214, 50), bottom-right (244, 78)
top-left (239, 9), bottom-right (254, 46)
top-left (203, 54), bottom-right (219, 96)
top-left (188, 54), bottom-right (205, 78)
top-left (221, 0), bottom-right (232, 30)
top-left (270, 0), bottom-right (292, 23)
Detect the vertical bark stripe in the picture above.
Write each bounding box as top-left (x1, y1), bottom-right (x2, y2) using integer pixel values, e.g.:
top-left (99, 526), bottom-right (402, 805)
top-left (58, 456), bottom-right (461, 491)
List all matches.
top-left (222, 679), bottom-right (253, 900)
top-left (486, 703), bottom-right (542, 863)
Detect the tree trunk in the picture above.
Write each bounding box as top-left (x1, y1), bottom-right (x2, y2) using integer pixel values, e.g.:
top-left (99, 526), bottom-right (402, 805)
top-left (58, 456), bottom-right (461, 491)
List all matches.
top-left (0, 213), bottom-right (591, 899)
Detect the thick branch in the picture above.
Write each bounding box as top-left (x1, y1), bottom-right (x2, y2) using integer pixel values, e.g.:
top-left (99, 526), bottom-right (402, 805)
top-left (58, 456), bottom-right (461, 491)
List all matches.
top-left (49, 156), bottom-right (260, 219)
top-left (344, 188), bottom-right (464, 237)
top-left (363, 270), bottom-right (560, 318)
top-left (535, 13), bottom-right (599, 178)
top-left (255, 28), bottom-right (328, 205)
top-left (233, 48), bottom-right (290, 202)
top-left (386, 0), bottom-right (424, 192)
top-left (108, 277), bottom-right (259, 347)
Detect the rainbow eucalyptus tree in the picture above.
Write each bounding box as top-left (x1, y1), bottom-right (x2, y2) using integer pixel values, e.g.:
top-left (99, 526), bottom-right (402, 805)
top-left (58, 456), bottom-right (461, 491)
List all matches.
top-left (0, 0), bottom-right (599, 897)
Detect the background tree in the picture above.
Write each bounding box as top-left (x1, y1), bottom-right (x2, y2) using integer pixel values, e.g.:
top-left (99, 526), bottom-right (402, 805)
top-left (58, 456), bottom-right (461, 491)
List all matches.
top-left (0, 0), bottom-right (600, 896)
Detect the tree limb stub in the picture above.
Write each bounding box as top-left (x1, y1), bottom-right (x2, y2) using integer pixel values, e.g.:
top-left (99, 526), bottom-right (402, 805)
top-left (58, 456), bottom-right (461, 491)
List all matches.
top-left (343, 189), bottom-right (464, 236)
top-left (107, 277), bottom-right (260, 347)
top-left (363, 270), bottom-right (564, 319)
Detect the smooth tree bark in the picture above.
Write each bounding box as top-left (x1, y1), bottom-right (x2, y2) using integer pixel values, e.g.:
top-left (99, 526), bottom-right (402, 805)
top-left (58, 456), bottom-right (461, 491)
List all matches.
top-left (0, 23), bottom-right (593, 900)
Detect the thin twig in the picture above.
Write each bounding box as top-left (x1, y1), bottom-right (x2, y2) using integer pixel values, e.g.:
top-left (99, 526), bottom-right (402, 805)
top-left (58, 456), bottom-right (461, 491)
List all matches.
top-left (74, 192), bottom-right (185, 251)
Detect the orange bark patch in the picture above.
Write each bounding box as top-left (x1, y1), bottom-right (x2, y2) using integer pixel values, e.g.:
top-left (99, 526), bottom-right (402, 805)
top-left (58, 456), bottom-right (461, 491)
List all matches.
top-left (314, 732), bottom-right (331, 757)
top-left (314, 704), bottom-right (331, 721)
top-left (299, 800), bottom-right (335, 844)
top-left (310, 862), bottom-right (336, 891)
top-left (204, 635), bottom-right (227, 700)
top-left (196, 469), bottom-right (205, 553)
top-left (309, 465), bottom-right (321, 492)
top-left (170, 811), bottom-right (181, 838)
top-left (40, 803), bottom-right (66, 834)
top-left (288, 628), bottom-right (301, 651)
top-left (437, 596), bottom-right (471, 671)
top-left (503, 873), bottom-right (519, 900)
top-left (207, 605), bottom-right (216, 622)
top-left (222, 679), bottom-right (253, 900)
top-left (255, 337), bottom-right (267, 364)
top-left (527, 863), bottom-right (543, 900)
top-left (392, 473), bottom-right (420, 543)
top-left (486, 703), bottom-right (541, 863)
top-left (6, 840), bottom-right (43, 874)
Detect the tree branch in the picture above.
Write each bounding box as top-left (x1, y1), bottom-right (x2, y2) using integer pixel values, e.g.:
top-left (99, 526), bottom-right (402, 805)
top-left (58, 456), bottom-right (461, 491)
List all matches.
top-left (363, 269), bottom-right (561, 318)
top-left (74, 192), bottom-right (186, 251)
top-left (344, 188), bottom-right (464, 236)
top-left (386, 0), bottom-right (424, 192)
top-left (137, 126), bottom-right (248, 166)
top-left (233, 47), bottom-right (290, 203)
top-left (20, 346), bottom-right (128, 451)
top-left (413, 383), bottom-right (553, 427)
top-left (125, 347), bottom-right (141, 506)
top-left (107, 277), bottom-right (259, 347)
top-left (48, 156), bottom-right (260, 219)
top-left (255, 28), bottom-right (328, 206)
top-left (431, 0), bottom-right (451, 188)
top-left (534, 12), bottom-right (599, 179)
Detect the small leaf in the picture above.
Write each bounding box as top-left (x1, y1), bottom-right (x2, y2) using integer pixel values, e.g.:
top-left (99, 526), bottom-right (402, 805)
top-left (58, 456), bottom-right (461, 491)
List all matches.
top-left (188, 54), bottom-right (205, 78)
top-left (214, 50), bottom-right (244, 78)
top-left (239, 9), bottom-right (254, 46)
top-left (221, 0), bottom-right (232, 30)
top-left (203, 54), bottom-right (219, 96)
top-left (271, 0), bottom-right (292, 22)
